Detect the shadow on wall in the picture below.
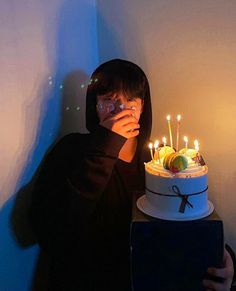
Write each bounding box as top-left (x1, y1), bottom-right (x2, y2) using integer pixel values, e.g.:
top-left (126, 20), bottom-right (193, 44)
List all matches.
top-left (96, 0), bottom-right (147, 69)
top-left (11, 69), bottom-right (88, 247)
top-left (10, 70), bottom-right (88, 290)
top-left (8, 0), bottom-right (93, 289)
top-left (97, 10), bottom-right (126, 62)
top-left (59, 70), bottom-right (89, 137)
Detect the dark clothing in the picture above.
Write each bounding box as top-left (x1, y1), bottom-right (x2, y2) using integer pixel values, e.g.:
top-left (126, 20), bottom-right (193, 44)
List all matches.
top-left (30, 125), bottom-right (148, 291)
top-left (30, 59), bottom-right (152, 291)
top-left (30, 57), bottom-right (236, 289)
top-left (30, 127), bottom-right (236, 290)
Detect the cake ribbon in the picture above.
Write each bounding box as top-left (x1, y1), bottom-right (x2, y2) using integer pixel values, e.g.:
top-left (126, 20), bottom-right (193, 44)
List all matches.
top-left (172, 185), bottom-right (193, 213)
top-left (145, 185), bottom-right (208, 213)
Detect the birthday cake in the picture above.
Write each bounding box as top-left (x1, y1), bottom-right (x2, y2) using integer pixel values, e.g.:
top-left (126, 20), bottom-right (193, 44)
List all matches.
top-left (137, 116), bottom-right (214, 221)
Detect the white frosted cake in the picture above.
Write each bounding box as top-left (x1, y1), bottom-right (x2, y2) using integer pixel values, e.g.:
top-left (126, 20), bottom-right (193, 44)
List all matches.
top-left (137, 122), bottom-right (214, 221)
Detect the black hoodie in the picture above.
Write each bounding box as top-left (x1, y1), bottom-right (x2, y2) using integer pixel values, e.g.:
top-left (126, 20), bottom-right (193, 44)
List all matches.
top-left (30, 59), bottom-right (152, 290)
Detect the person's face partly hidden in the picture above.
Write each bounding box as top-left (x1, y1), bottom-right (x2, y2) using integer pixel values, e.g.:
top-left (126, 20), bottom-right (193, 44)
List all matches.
top-left (96, 92), bottom-right (144, 122)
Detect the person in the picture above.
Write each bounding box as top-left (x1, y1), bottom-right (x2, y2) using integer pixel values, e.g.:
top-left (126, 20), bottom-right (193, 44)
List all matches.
top-left (29, 59), bottom-right (235, 291)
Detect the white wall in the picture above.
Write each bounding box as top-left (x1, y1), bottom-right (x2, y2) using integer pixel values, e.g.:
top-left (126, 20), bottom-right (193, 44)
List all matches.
top-left (97, 0), bottom-right (236, 250)
top-left (0, 0), bottom-right (98, 289)
top-left (1, 0), bottom-right (236, 289)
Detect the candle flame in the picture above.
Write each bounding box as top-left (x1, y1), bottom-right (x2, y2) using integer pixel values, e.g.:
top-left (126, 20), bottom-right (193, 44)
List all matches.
top-left (177, 114), bottom-right (181, 121)
top-left (166, 115), bottom-right (171, 121)
top-left (194, 140), bottom-right (199, 151)
top-left (149, 142), bottom-right (153, 149)
top-left (154, 140), bottom-right (159, 149)
top-left (162, 137), bottom-right (167, 144)
top-left (184, 136), bottom-right (188, 142)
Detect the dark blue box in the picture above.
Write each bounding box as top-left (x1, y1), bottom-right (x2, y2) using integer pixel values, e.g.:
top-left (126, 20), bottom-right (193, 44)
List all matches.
top-left (131, 194), bottom-right (224, 291)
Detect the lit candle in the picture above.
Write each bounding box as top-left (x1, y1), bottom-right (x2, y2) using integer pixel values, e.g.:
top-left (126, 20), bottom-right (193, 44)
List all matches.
top-left (154, 140), bottom-right (159, 152)
top-left (194, 140), bottom-right (199, 152)
top-left (194, 140), bottom-right (200, 164)
top-left (166, 115), bottom-right (173, 148)
top-left (149, 142), bottom-right (154, 161)
top-left (176, 114), bottom-right (181, 151)
top-left (184, 136), bottom-right (188, 150)
top-left (154, 140), bottom-right (161, 163)
top-left (162, 137), bottom-right (167, 148)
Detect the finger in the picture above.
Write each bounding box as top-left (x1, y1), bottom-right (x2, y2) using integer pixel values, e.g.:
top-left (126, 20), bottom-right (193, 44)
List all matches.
top-left (207, 249), bottom-right (234, 280)
top-left (125, 129), bottom-right (140, 139)
top-left (102, 116), bottom-right (138, 132)
top-left (106, 115), bottom-right (137, 128)
top-left (122, 122), bottom-right (140, 132)
top-left (119, 116), bottom-right (138, 127)
top-left (207, 267), bottom-right (229, 279)
top-left (203, 279), bottom-right (226, 291)
top-left (112, 109), bottom-right (136, 120)
top-left (223, 248), bottom-right (227, 263)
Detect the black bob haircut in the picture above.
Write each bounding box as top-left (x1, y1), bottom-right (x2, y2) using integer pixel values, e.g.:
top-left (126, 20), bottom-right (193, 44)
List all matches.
top-left (86, 59), bottom-right (152, 149)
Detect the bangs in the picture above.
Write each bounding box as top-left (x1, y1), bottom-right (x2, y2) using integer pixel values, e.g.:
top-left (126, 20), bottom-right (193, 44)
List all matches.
top-left (87, 63), bottom-right (146, 99)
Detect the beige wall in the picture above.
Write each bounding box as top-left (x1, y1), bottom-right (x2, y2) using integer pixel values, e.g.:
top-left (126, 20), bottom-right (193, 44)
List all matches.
top-left (97, 0), bottom-right (236, 249)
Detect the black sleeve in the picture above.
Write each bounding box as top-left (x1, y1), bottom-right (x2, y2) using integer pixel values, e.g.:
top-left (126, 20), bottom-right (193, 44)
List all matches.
top-left (67, 125), bottom-right (127, 209)
top-left (29, 125), bottom-right (126, 260)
